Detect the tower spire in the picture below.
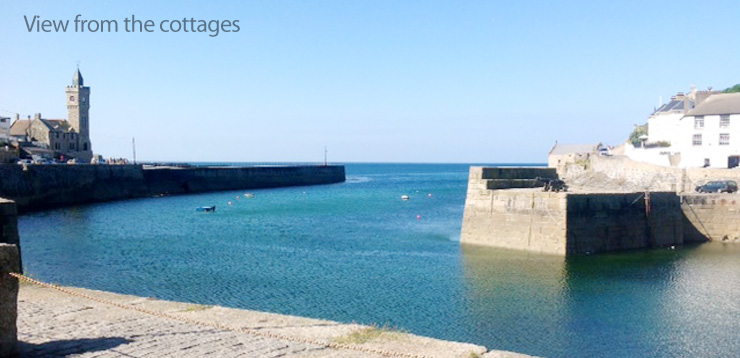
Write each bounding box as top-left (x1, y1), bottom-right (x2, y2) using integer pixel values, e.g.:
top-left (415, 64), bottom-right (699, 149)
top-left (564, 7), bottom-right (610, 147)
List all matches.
top-left (73, 68), bottom-right (84, 87)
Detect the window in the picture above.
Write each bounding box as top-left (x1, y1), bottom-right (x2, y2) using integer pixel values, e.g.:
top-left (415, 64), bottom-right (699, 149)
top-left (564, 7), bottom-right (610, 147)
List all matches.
top-left (721, 114), bottom-right (730, 128)
top-left (693, 134), bottom-right (702, 146)
top-left (695, 116), bottom-right (705, 129)
top-left (720, 133), bottom-right (730, 146)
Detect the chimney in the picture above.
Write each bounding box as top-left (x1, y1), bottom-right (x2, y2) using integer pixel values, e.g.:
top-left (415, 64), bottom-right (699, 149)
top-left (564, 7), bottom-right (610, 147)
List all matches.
top-left (34, 113), bottom-right (41, 120)
top-left (15, 114), bottom-right (19, 121)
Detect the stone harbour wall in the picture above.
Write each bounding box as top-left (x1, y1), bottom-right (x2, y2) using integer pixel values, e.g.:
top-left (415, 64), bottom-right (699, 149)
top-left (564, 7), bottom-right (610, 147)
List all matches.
top-left (0, 202), bottom-right (20, 357)
top-left (461, 186), bottom-right (568, 254)
top-left (566, 192), bottom-right (685, 254)
top-left (562, 155), bottom-right (740, 193)
top-left (462, 167), bottom-right (710, 255)
top-left (0, 164), bottom-right (345, 213)
top-left (681, 194), bottom-right (740, 242)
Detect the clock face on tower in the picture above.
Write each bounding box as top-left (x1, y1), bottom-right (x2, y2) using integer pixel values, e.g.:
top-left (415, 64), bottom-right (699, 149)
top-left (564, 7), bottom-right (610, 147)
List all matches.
top-left (69, 96), bottom-right (75, 102)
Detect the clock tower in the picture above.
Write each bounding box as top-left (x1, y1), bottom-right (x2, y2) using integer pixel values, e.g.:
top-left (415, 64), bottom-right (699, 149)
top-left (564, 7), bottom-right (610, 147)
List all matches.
top-left (65, 68), bottom-right (93, 162)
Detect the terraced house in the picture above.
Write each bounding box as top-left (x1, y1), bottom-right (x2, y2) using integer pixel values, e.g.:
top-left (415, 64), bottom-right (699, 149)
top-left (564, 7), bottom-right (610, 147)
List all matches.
top-left (631, 86), bottom-right (740, 168)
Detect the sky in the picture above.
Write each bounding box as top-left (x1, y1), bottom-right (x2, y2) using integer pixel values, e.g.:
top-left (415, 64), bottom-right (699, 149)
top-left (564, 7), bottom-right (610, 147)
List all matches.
top-left (1, 0), bottom-right (739, 163)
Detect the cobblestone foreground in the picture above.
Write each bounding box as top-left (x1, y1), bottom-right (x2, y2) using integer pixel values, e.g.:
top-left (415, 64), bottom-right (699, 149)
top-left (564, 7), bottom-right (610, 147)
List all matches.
top-left (16, 284), bottom-right (536, 358)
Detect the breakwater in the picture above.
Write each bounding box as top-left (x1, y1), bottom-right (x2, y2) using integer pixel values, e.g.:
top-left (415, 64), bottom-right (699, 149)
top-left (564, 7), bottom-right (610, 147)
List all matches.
top-left (0, 164), bottom-right (345, 213)
top-left (460, 166), bottom-right (740, 255)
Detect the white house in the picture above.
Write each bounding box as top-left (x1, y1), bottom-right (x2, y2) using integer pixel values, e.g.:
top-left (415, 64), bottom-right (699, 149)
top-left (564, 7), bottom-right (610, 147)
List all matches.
top-left (647, 95), bottom-right (690, 143)
top-left (676, 92), bottom-right (740, 168)
top-left (630, 86), bottom-right (740, 168)
top-left (647, 86), bottom-right (721, 144)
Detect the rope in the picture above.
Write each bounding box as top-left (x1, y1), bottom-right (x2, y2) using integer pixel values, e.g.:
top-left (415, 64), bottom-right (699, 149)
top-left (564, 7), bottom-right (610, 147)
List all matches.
top-left (9, 272), bottom-right (437, 358)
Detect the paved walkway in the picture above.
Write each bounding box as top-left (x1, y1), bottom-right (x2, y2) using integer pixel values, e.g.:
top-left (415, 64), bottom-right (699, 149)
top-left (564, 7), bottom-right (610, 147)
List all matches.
top-left (16, 283), bottom-right (535, 358)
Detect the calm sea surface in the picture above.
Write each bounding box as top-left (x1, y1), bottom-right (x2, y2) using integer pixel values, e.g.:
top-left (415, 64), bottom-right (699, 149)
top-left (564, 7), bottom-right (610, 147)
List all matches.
top-left (18, 163), bottom-right (740, 357)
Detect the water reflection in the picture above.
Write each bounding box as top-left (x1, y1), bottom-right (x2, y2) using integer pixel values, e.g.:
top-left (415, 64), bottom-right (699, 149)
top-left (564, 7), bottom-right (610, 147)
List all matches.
top-left (460, 244), bottom-right (568, 356)
top-left (461, 243), bottom-right (740, 358)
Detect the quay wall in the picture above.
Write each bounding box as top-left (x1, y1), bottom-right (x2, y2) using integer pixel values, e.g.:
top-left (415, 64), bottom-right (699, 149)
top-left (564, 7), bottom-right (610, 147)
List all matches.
top-left (561, 155), bottom-right (740, 192)
top-left (461, 185), bottom-right (568, 254)
top-left (681, 194), bottom-right (740, 242)
top-left (462, 167), bottom-right (567, 254)
top-left (0, 164), bottom-right (345, 212)
top-left (0, 199), bottom-right (20, 357)
top-left (461, 166), bottom-right (710, 255)
top-left (565, 192), bottom-right (685, 254)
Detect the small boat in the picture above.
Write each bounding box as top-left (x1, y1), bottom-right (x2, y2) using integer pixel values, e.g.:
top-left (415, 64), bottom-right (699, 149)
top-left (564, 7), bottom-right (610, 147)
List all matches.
top-left (244, 193), bottom-right (255, 198)
top-left (196, 206), bottom-right (216, 212)
top-left (401, 195), bottom-right (410, 200)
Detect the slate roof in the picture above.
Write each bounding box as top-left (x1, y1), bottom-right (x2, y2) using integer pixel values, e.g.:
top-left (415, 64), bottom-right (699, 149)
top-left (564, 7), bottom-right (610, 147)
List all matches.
top-left (73, 69), bottom-right (84, 86)
top-left (549, 143), bottom-right (600, 155)
top-left (42, 119), bottom-right (75, 133)
top-left (687, 93), bottom-right (740, 116)
top-left (654, 99), bottom-right (689, 113)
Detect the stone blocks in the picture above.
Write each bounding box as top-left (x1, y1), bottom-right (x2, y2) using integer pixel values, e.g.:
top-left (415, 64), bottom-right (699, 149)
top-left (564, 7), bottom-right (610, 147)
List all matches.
top-left (0, 243), bottom-right (20, 358)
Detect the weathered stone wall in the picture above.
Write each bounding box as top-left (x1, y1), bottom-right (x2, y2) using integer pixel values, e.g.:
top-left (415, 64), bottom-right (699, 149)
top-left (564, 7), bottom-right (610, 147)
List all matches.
top-left (0, 243), bottom-right (20, 357)
top-left (468, 166), bottom-right (558, 190)
top-left (461, 167), bottom-right (568, 254)
top-left (566, 192), bottom-right (685, 254)
top-left (562, 155), bottom-right (740, 193)
top-left (461, 167), bottom-right (706, 255)
top-left (0, 200), bottom-right (20, 275)
top-left (0, 164), bottom-right (345, 213)
top-left (143, 166), bottom-right (345, 196)
top-left (681, 194), bottom-right (740, 242)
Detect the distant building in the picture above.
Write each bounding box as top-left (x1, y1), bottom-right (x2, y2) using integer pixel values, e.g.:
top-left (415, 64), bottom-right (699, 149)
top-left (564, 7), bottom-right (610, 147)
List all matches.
top-left (0, 116), bottom-right (9, 140)
top-left (647, 86), bottom-right (722, 144)
top-left (677, 92), bottom-right (740, 168)
top-left (632, 86), bottom-right (740, 168)
top-left (9, 69), bottom-right (93, 162)
top-left (548, 143), bottom-right (602, 171)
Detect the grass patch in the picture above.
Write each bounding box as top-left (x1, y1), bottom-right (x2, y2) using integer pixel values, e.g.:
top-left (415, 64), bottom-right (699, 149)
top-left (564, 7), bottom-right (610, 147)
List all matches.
top-left (333, 324), bottom-right (404, 345)
top-left (180, 304), bottom-right (211, 312)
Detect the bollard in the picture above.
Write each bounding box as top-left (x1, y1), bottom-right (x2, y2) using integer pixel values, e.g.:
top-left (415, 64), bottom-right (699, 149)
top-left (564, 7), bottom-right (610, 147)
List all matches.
top-left (0, 244), bottom-right (20, 358)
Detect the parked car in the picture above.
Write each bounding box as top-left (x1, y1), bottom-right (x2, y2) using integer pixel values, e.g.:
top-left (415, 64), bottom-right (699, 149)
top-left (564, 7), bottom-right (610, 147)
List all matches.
top-left (695, 180), bottom-right (738, 193)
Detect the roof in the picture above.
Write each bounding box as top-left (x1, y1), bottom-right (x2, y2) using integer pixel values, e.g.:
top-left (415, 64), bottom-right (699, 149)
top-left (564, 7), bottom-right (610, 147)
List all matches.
top-left (687, 93), bottom-right (740, 116)
top-left (73, 69), bottom-right (84, 87)
top-left (549, 143), bottom-right (600, 155)
top-left (10, 118), bottom-right (74, 137)
top-left (653, 99), bottom-right (690, 114)
top-left (42, 119), bottom-right (74, 132)
top-left (9, 119), bottom-right (33, 136)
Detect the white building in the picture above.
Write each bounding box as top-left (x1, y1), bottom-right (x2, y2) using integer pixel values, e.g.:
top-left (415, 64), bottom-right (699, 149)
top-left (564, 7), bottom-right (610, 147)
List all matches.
top-left (647, 95), bottom-right (690, 144)
top-left (630, 86), bottom-right (740, 169)
top-left (676, 93), bottom-right (740, 168)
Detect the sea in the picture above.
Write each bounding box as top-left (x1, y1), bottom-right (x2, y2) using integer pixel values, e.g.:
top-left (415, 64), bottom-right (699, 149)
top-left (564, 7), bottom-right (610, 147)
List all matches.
top-left (17, 163), bottom-right (740, 358)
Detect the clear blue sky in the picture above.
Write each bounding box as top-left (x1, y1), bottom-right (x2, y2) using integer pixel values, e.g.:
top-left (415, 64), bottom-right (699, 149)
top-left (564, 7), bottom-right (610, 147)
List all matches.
top-left (1, 0), bottom-right (739, 163)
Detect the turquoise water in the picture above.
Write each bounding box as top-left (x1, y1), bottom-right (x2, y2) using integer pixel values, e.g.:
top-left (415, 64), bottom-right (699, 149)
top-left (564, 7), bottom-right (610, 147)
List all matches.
top-left (18, 163), bottom-right (740, 358)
